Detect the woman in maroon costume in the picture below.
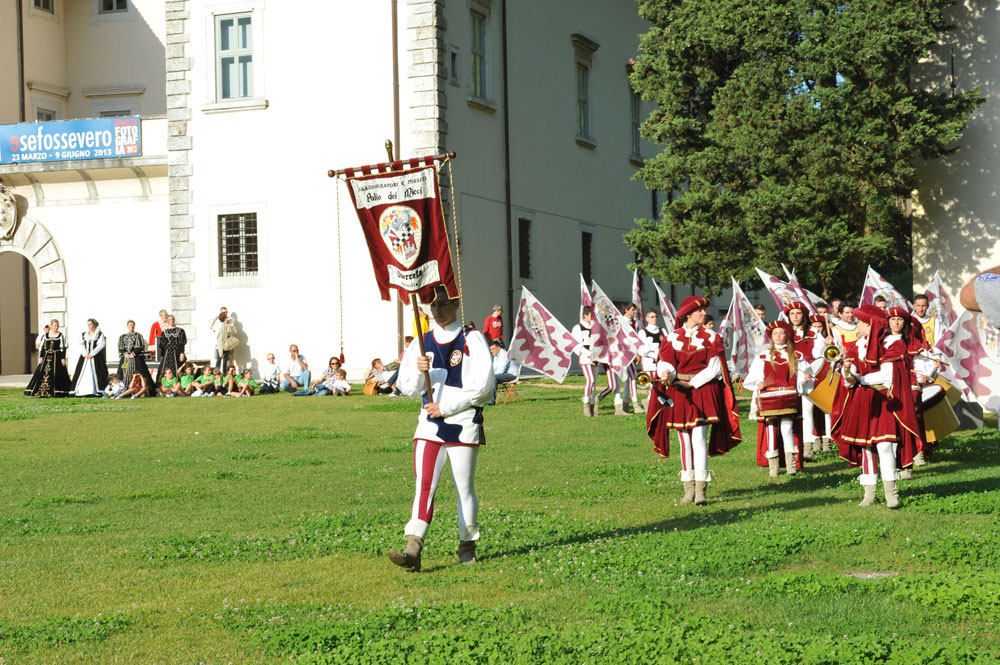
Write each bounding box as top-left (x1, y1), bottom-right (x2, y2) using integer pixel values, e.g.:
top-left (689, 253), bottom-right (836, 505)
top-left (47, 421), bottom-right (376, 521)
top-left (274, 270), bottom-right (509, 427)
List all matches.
top-left (646, 296), bottom-right (741, 506)
top-left (896, 307), bottom-right (937, 466)
top-left (831, 305), bottom-right (921, 508)
top-left (744, 321), bottom-right (812, 478)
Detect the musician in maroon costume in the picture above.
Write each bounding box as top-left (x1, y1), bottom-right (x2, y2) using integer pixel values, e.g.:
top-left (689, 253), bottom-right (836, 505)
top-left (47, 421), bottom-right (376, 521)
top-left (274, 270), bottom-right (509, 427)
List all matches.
top-left (831, 305), bottom-right (920, 508)
top-left (744, 321), bottom-right (812, 478)
top-left (785, 302), bottom-right (823, 459)
top-left (806, 313), bottom-right (836, 454)
top-left (646, 296), bottom-right (741, 506)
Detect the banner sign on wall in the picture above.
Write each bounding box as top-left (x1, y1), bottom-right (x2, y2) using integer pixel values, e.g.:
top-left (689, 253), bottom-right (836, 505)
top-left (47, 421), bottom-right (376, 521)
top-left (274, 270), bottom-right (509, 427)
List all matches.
top-left (0, 116), bottom-right (142, 165)
top-left (346, 165), bottom-right (458, 303)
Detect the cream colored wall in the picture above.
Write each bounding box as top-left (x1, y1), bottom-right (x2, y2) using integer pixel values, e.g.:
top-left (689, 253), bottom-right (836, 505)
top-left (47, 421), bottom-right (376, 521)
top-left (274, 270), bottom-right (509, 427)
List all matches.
top-left (64, 0), bottom-right (167, 118)
top-left (911, 1), bottom-right (1000, 296)
top-left (0, 2), bottom-right (20, 122)
top-left (22, 0), bottom-right (68, 116)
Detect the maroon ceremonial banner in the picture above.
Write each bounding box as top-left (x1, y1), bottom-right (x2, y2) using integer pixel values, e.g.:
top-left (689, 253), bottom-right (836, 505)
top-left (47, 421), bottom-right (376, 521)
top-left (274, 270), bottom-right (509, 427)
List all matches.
top-left (346, 166), bottom-right (458, 303)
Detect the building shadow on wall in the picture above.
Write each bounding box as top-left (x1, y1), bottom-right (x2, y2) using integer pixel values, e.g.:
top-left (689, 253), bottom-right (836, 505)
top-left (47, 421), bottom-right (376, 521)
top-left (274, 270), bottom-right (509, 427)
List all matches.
top-left (913, 2), bottom-right (1000, 286)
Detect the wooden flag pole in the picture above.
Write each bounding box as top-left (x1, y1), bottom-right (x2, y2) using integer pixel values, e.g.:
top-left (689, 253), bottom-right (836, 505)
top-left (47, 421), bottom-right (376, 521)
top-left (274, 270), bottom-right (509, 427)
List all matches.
top-left (383, 139), bottom-right (435, 403)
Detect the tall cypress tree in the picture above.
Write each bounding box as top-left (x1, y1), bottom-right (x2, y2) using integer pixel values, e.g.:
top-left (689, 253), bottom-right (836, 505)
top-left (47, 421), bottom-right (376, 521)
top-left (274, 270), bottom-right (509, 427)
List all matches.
top-left (626, 0), bottom-right (984, 298)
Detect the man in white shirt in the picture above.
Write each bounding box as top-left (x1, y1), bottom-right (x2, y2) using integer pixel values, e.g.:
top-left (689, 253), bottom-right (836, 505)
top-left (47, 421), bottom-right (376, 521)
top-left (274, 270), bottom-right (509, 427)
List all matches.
top-left (279, 344), bottom-right (311, 392)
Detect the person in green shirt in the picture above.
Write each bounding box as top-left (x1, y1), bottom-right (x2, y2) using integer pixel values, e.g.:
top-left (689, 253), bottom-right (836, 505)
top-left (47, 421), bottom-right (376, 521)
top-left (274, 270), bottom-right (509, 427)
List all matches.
top-left (234, 370), bottom-right (258, 397)
top-left (178, 364), bottom-right (198, 395)
top-left (158, 368), bottom-right (180, 397)
top-left (191, 365), bottom-right (216, 396)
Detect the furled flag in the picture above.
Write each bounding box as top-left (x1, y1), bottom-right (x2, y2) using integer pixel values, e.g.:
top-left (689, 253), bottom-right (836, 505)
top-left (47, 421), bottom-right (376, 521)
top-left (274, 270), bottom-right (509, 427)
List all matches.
top-left (591, 279), bottom-right (643, 372)
top-left (859, 266), bottom-right (911, 311)
top-left (345, 165), bottom-right (458, 303)
top-left (631, 269), bottom-right (643, 315)
top-left (924, 270), bottom-right (957, 328)
top-left (755, 268), bottom-right (817, 314)
top-left (580, 274), bottom-right (609, 364)
top-left (721, 277), bottom-right (768, 377)
top-left (782, 264), bottom-right (826, 309)
top-left (934, 311), bottom-right (996, 410)
top-left (652, 281), bottom-right (677, 330)
top-left (509, 286), bottom-right (581, 383)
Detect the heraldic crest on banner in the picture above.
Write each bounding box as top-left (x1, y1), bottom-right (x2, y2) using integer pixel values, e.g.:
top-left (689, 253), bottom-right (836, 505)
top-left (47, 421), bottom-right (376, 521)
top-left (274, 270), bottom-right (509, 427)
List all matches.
top-left (594, 296), bottom-right (620, 334)
top-left (379, 205), bottom-right (422, 269)
top-left (524, 305), bottom-right (551, 349)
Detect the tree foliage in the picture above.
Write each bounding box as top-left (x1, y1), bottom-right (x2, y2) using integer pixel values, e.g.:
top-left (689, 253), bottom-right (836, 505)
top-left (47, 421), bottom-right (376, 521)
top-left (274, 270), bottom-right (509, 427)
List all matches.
top-left (626, 0), bottom-right (985, 298)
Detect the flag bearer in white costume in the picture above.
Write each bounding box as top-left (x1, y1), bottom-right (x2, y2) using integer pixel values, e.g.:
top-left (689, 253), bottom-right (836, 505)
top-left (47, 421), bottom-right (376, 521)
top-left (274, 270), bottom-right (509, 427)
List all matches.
top-left (638, 308), bottom-right (666, 410)
top-left (623, 303), bottom-right (643, 414)
top-left (572, 307), bottom-right (600, 416)
top-left (388, 286), bottom-right (495, 572)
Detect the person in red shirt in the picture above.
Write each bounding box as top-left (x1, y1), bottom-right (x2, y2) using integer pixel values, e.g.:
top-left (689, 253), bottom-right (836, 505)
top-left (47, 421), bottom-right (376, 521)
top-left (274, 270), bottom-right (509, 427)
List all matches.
top-left (482, 305), bottom-right (503, 343)
top-left (148, 309), bottom-right (168, 358)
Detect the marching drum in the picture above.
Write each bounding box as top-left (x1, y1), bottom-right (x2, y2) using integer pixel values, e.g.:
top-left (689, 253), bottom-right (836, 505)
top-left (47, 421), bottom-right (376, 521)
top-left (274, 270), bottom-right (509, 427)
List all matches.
top-left (806, 371), bottom-right (838, 415)
top-left (922, 384), bottom-right (960, 443)
top-left (932, 375), bottom-right (963, 407)
top-left (757, 387), bottom-right (800, 417)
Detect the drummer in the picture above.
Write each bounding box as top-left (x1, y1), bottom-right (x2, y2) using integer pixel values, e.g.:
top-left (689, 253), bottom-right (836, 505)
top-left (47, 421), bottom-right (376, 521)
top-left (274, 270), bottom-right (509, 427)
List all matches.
top-left (899, 308), bottom-right (939, 467)
top-left (743, 321), bottom-right (815, 478)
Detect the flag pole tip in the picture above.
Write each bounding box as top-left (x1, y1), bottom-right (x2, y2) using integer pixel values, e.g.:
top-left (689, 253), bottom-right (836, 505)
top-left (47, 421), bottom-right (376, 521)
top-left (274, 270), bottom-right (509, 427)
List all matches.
top-left (327, 170), bottom-right (335, 178)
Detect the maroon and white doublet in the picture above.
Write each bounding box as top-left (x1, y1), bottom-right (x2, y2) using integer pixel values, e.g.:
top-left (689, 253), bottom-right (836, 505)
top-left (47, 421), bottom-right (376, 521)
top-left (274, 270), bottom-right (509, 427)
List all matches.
top-left (743, 345), bottom-right (812, 470)
top-left (646, 325), bottom-right (741, 470)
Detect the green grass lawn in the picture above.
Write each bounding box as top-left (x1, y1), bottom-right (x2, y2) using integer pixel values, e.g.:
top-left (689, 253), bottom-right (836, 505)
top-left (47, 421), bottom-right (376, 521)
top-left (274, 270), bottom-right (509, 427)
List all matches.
top-left (1, 383), bottom-right (999, 664)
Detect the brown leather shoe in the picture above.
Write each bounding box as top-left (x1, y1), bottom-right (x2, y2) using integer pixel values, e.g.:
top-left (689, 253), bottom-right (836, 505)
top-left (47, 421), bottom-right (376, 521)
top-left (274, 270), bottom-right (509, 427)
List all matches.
top-left (388, 535), bottom-right (423, 572)
top-left (457, 540), bottom-right (477, 564)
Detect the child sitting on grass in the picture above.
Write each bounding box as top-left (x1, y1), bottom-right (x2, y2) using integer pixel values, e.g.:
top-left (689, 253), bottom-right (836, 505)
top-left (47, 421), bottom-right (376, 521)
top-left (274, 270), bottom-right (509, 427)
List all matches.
top-left (178, 363), bottom-right (198, 396)
top-left (191, 365), bottom-right (216, 397)
top-left (158, 368), bottom-right (179, 397)
top-left (102, 373), bottom-right (124, 399)
top-left (233, 370), bottom-right (258, 397)
top-left (331, 368), bottom-right (351, 396)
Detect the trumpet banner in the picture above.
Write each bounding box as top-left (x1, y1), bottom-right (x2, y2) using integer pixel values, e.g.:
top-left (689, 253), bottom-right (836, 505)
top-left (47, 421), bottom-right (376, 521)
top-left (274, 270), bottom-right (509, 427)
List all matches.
top-left (509, 287), bottom-right (580, 383)
top-left (346, 165), bottom-right (458, 303)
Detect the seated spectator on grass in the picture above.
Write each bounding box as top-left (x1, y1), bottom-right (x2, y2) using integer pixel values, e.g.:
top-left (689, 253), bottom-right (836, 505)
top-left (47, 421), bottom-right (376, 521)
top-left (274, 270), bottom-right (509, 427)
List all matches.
top-left (178, 363), bottom-right (198, 396)
top-left (191, 365), bottom-right (216, 397)
top-left (293, 357), bottom-right (341, 396)
top-left (258, 353), bottom-right (280, 394)
top-left (102, 374), bottom-right (124, 399)
top-left (158, 368), bottom-right (179, 397)
top-left (222, 365), bottom-right (239, 394)
top-left (234, 370), bottom-right (258, 397)
top-left (212, 368), bottom-right (224, 395)
top-left (332, 368), bottom-right (351, 396)
top-left (366, 358), bottom-right (396, 395)
top-left (280, 344), bottom-right (310, 392)
top-left (118, 372), bottom-right (150, 399)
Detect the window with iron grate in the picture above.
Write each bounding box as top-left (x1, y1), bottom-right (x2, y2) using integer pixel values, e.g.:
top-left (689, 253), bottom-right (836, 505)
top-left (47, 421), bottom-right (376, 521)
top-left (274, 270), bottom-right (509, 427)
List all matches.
top-left (218, 213), bottom-right (259, 276)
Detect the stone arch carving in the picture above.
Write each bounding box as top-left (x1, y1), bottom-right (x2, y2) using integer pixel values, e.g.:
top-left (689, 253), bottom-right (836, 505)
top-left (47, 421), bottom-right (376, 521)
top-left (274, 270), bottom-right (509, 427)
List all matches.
top-left (0, 217), bottom-right (67, 328)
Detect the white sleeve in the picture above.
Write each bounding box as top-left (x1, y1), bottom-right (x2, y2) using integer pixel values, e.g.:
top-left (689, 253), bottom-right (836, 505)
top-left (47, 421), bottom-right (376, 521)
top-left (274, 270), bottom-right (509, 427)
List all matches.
top-left (690, 355), bottom-right (722, 389)
top-left (92, 333), bottom-right (106, 355)
top-left (439, 331), bottom-right (496, 416)
top-left (857, 362), bottom-right (894, 386)
top-left (742, 356), bottom-right (765, 391)
top-left (796, 366), bottom-right (815, 394)
top-left (656, 360), bottom-right (676, 382)
top-left (395, 339), bottom-right (426, 398)
top-left (811, 334), bottom-right (825, 360)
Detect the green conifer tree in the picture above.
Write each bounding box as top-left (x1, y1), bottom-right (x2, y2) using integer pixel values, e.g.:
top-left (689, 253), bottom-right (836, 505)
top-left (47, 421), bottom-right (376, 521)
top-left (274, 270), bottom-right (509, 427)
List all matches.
top-left (627, 0), bottom-right (984, 297)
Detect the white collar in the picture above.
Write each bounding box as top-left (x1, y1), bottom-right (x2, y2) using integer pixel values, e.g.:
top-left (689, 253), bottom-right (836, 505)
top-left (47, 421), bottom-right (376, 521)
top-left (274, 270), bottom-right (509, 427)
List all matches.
top-left (431, 320), bottom-right (463, 343)
top-left (836, 320), bottom-right (857, 330)
top-left (914, 313), bottom-right (932, 323)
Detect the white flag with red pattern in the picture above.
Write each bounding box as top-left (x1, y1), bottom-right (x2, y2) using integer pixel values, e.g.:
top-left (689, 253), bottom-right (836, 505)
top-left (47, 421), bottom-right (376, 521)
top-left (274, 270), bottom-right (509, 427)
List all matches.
top-left (756, 267), bottom-right (816, 314)
top-left (934, 310), bottom-right (996, 410)
top-left (591, 279), bottom-right (642, 372)
top-left (859, 266), bottom-right (911, 311)
top-left (924, 270), bottom-right (957, 328)
top-left (652, 281), bottom-right (676, 330)
top-left (581, 274), bottom-right (610, 364)
top-left (509, 286), bottom-right (580, 383)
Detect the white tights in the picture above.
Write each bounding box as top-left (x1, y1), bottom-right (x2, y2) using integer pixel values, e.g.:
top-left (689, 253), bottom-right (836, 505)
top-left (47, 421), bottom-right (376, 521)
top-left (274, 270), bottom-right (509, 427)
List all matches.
top-left (764, 418), bottom-right (797, 458)
top-left (859, 441), bottom-right (898, 485)
top-left (677, 425), bottom-right (710, 482)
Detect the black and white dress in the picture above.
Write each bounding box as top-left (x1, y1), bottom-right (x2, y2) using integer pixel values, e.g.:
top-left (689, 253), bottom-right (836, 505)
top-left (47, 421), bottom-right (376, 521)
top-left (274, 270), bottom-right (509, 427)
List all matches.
top-left (118, 330), bottom-right (156, 395)
top-left (157, 326), bottom-right (187, 379)
top-left (70, 329), bottom-right (109, 397)
top-left (25, 332), bottom-right (72, 398)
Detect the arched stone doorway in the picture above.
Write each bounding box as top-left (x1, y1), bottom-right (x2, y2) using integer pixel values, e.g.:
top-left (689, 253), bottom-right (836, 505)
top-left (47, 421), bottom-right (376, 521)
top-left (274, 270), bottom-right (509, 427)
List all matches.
top-left (0, 219), bottom-right (68, 375)
top-left (0, 252), bottom-right (37, 374)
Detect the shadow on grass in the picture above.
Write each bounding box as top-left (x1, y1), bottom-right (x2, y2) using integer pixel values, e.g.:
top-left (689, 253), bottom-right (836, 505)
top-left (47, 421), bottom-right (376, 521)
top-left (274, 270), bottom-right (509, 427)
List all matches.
top-left (490, 494), bottom-right (837, 560)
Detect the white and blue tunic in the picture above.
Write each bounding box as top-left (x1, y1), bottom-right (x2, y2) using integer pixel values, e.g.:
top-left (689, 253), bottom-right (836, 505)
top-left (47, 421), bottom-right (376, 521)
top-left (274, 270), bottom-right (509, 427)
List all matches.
top-left (397, 320), bottom-right (495, 445)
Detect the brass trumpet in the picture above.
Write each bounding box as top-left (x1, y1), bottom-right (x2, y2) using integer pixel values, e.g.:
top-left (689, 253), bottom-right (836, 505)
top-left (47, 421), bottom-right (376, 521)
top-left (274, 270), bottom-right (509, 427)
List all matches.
top-left (823, 345), bottom-right (842, 363)
top-left (636, 371), bottom-right (653, 388)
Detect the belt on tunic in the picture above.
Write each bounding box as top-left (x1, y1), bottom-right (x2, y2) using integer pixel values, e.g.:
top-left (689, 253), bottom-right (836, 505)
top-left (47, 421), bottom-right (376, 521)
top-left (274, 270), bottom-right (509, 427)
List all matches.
top-left (676, 373), bottom-right (695, 381)
top-left (868, 383), bottom-right (888, 391)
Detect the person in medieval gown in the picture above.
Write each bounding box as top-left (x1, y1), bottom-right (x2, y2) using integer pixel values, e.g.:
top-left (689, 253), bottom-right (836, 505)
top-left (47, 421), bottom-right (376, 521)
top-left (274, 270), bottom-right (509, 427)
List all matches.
top-left (118, 319), bottom-right (156, 396)
top-left (70, 318), bottom-right (109, 397)
top-left (25, 319), bottom-right (72, 398)
top-left (157, 314), bottom-right (187, 380)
